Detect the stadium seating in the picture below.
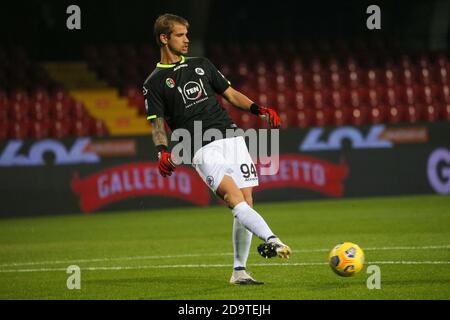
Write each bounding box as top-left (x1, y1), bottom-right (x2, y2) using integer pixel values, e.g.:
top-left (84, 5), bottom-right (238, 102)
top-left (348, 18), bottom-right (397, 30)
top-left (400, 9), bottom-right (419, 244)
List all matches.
top-left (204, 40), bottom-right (449, 128)
top-left (0, 47), bottom-right (111, 140)
top-left (1, 41), bottom-right (449, 141)
top-left (29, 121), bottom-right (50, 139)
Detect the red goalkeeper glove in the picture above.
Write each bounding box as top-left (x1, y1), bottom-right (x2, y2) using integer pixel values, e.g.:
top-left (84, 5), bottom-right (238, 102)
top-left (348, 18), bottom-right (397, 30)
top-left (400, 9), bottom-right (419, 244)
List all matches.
top-left (157, 146), bottom-right (176, 177)
top-left (250, 103), bottom-right (281, 128)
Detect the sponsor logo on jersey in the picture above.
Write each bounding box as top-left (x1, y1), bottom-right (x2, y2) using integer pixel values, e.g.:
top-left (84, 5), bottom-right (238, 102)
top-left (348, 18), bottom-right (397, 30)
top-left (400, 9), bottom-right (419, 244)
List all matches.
top-left (166, 78), bottom-right (175, 88)
top-left (177, 78), bottom-right (209, 108)
top-left (195, 67), bottom-right (205, 75)
top-left (174, 64), bottom-right (188, 71)
top-left (183, 81), bottom-right (203, 100)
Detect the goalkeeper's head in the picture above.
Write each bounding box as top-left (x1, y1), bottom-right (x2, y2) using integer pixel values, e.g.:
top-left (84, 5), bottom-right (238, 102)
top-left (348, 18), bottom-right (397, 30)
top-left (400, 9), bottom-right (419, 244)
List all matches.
top-left (154, 13), bottom-right (190, 55)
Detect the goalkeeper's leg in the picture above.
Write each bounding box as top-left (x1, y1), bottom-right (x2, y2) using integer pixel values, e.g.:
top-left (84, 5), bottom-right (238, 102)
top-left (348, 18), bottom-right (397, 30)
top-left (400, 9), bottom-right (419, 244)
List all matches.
top-left (217, 176), bottom-right (291, 259)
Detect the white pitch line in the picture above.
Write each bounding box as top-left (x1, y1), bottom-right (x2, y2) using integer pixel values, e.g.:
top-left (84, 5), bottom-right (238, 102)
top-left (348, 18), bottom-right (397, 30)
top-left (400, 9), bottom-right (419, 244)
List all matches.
top-left (0, 253), bottom-right (234, 268)
top-left (0, 261), bottom-right (450, 273)
top-left (0, 244), bottom-right (449, 268)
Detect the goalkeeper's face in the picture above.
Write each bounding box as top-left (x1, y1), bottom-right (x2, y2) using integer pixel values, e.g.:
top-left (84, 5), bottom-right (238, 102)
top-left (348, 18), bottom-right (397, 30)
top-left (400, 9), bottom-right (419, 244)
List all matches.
top-left (167, 23), bottom-right (189, 55)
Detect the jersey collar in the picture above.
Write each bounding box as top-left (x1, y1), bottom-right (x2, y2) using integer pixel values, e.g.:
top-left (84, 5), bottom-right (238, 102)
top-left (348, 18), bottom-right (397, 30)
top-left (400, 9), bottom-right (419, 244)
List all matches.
top-left (157, 56), bottom-right (185, 68)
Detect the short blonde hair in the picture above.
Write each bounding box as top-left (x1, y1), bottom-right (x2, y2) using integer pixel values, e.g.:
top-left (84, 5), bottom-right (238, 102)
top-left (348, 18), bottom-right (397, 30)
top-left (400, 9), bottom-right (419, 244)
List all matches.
top-left (154, 14), bottom-right (189, 47)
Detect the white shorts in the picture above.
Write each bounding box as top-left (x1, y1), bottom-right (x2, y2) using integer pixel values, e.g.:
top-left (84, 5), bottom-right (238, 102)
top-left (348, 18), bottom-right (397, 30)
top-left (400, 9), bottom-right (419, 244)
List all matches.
top-left (192, 136), bottom-right (259, 192)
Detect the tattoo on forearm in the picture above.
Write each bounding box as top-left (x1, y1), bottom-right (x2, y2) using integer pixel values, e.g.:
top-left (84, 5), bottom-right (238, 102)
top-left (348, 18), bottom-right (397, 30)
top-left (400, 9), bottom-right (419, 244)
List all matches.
top-left (150, 117), bottom-right (168, 146)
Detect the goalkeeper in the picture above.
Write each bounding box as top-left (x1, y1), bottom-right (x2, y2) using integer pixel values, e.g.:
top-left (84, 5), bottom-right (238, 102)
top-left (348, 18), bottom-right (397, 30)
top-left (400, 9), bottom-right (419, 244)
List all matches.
top-left (143, 13), bottom-right (291, 285)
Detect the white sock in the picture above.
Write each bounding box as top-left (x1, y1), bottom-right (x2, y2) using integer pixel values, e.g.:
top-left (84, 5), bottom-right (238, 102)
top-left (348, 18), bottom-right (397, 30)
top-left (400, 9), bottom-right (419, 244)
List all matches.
top-left (232, 219), bottom-right (252, 270)
top-left (232, 202), bottom-right (274, 242)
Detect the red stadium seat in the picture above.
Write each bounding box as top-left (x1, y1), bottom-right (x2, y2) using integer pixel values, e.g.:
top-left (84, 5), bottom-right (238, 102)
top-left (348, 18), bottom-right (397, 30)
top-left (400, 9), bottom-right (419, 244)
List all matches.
top-left (277, 111), bottom-right (293, 129)
top-left (236, 113), bottom-right (257, 129)
top-left (368, 106), bottom-right (388, 124)
top-left (400, 86), bottom-right (418, 106)
top-left (0, 105), bottom-right (8, 123)
top-left (365, 69), bottom-right (381, 88)
top-left (439, 85), bottom-right (450, 103)
top-left (51, 88), bottom-right (70, 102)
top-left (383, 68), bottom-right (398, 87)
top-left (0, 121), bottom-right (8, 140)
top-left (442, 103), bottom-right (450, 121)
top-left (404, 105), bottom-right (422, 123)
top-left (257, 91), bottom-right (276, 107)
top-left (328, 71), bottom-right (343, 89)
top-left (387, 106), bottom-right (405, 124)
top-left (422, 103), bottom-right (441, 122)
top-left (29, 121), bottom-right (50, 139)
top-left (345, 57), bottom-right (359, 72)
top-left (292, 58), bottom-right (305, 74)
top-left (417, 67), bottom-right (434, 86)
top-left (327, 57), bottom-right (340, 73)
top-left (72, 118), bottom-right (91, 137)
top-left (382, 86), bottom-right (402, 107)
top-left (293, 74), bottom-right (307, 91)
top-left (50, 100), bottom-right (71, 120)
top-left (31, 88), bottom-right (50, 104)
top-left (275, 74), bottom-right (288, 91)
top-left (313, 108), bottom-right (332, 127)
top-left (293, 109), bottom-right (313, 128)
top-left (312, 90), bottom-right (326, 109)
top-left (310, 72), bottom-right (324, 90)
top-left (91, 119), bottom-right (109, 137)
top-left (275, 93), bottom-right (289, 112)
top-left (346, 70), bottom-right (362, 89)
top-left (436, 66), bottom-right (449, 85)
top-left (328, 90), bottom-right (345, 109)
top-left (330, 108), bottom-right (351, 127)
top-left (10, 89), bottom-right (30, 107)
top-left (366, 88), bottom-right (382, 107)
top-left (9, 121), bottom-right (29, 139)
top-left (347, 88), bottom-right (362, 108)
top-left (419, 85), bottom-right (439, 104)
top-left (236, 61), bottom-right (250, 78)
top-left (255, 62), bottom-right (268, 77)
top-left (348, 107), bottom-right (369, 126)
top-left (9, 102), bottom-right (29, 121)
top-left (400, 68), bottom-right (416, 87)
top-left (50, 120), bottom-right (72, 139)
top-left (293, 91), bottom-right (310, 110)
top-left (72, 101), bottom-right (88, 120)
top-left (29, 101), bottom-right (50, 121)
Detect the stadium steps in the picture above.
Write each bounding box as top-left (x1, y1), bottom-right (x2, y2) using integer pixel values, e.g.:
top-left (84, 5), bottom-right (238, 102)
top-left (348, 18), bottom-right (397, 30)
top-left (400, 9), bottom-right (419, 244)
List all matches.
top-left (42, 62), bottom-right (150, 136)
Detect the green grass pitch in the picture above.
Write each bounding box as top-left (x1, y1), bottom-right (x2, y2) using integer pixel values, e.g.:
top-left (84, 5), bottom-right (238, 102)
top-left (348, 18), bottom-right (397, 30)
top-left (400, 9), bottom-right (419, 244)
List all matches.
top-left (0, 195), bottom-right (449, 300)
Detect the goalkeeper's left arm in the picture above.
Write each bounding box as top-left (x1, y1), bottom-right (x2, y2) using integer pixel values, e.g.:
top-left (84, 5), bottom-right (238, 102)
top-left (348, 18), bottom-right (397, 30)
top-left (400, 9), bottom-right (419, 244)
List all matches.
top-left (222, 87), bottom-right (281, 128)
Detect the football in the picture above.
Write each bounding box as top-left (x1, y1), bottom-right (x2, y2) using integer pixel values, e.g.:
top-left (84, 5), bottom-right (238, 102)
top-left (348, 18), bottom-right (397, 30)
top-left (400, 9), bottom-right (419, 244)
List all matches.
top-left (329, 242), bottom-right (365, 277)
